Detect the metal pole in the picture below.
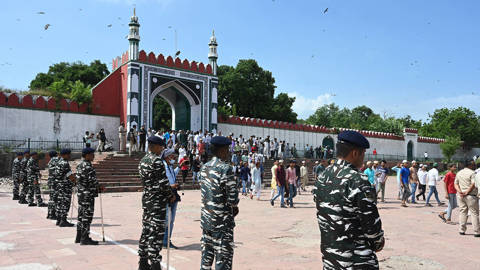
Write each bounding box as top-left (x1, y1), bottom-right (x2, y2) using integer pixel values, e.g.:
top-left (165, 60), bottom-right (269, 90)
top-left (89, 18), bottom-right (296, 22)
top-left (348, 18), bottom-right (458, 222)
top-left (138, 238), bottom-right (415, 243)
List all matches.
top-left (166, 206), bottom-right (171, 270)
top-left (99, 191), bottom-right (105, 242)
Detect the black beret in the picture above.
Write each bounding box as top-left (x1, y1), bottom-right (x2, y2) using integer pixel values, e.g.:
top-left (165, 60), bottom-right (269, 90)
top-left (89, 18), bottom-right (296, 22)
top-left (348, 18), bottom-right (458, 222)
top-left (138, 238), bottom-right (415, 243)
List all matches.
top-left (30, 151), bottom-right (38, 156)
top-left (148, 135), bottom-right (166, 146)
top-left (338, 130), bottom-right (370, 149)
top-left (82, 147), bottom-right (95, 155)
top-left (24, 150), bottom-right (30, 154)
top-left (17, 152), bottom-right (24, 156)
top-left (49, 151), bottom-right (58, 157)
top-left (211, 136), bottom-right (231, 146)
top-left (60, 148), bottom-right (71, 155)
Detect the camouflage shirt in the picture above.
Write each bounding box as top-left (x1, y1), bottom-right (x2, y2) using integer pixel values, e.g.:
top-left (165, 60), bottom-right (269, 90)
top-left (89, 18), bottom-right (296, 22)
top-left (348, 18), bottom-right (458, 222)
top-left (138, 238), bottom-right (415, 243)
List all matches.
top-left (138, 152), bottom-right (173, 211)
top-left (313, 159), bottom-right (384, 270)
top-left (19, 157), bottom-right (29, 179)
top-left (11, 158), bottom-right (21, 179)
top-left (55, 157), bottom-right (73, 185)
top-left (76, 160), bottom-right (99, 198)
top-left (26, 157), bottom-right (39, 180)
top-left (47, 157), bottom-right (58, 180)
top-left (199, 156), bottom-right (239, 232)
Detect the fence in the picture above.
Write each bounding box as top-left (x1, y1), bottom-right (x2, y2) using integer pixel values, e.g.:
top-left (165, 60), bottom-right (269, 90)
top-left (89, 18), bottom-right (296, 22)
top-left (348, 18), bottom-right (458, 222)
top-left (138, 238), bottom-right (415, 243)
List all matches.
top-left (0, 139), bottom-right (85, 152)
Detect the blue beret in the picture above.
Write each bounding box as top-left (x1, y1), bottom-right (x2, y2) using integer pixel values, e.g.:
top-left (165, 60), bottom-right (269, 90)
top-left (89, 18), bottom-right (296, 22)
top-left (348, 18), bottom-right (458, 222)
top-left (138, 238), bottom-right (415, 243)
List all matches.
top-left (30, 151), bottom-right (38, 156)
top-left (24, 150), bottom-right (30, 154)
top-left (211, 136), bottom-right (231, 146)
top-left (49, 151), bottom-right (58, 157)
top-left (338, 131), bottom-right (370, 149)
top-left (17, 152), bottom-right (24, 156)
top-left (148, 135), bottom-right (166, 146)
top-left (82, 147), bottom-right (95, 155)
top-left (60, 148), bottom-right (71, 155)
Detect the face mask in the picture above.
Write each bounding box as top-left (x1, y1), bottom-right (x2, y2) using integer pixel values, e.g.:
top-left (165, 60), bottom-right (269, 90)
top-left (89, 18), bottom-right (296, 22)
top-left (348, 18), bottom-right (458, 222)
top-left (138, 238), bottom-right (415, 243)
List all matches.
top-left (169, 160), bottom-right (175, 165)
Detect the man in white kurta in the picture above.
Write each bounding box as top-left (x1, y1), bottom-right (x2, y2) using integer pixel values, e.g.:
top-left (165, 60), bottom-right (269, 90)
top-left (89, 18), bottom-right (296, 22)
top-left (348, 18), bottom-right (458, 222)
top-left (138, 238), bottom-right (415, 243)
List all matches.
top-left (250, 162), bottom-right (262, 200)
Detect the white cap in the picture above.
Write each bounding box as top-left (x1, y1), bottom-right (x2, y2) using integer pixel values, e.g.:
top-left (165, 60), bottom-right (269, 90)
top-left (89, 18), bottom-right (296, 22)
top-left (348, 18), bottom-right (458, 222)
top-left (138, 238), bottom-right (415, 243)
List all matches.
top-left (279, 160), bottom-right (284, 163)
top-left (402, 160), bottom-right (408, 163)
top-left (366, 161), bottom-right (372, 165)
top-left (373, 160), bottom-right (379, 164)
top-left (315, 161), bottom-right (319, 164)
top-left (412, 160), bottom-right (416, 163)
top-left (302, 160), bottom-right (306, 164)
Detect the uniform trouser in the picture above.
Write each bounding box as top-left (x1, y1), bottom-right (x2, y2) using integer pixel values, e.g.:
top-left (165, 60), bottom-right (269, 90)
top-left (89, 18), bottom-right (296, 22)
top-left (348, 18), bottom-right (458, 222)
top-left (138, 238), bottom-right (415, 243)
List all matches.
top-left (56, 183), bottom-right (72, 219)
top-left (47, 181), bottom-right (57, 217)
top-left (12, 176), bottom-right (20, 197)
top-left (27, 177), bottom-right (43, 204)
top-left (201, 228), bottom-right (234, 270)
top-left (138, 206), bottom-right (167, 264)
top-left (163, 201), bottom-right (178, 245)
top-left (458, 194), bottom-right (479, 234)
top-left (19, 176), bottom-right (29, 201)
top-left (77, 196), bottom-right (95, 238)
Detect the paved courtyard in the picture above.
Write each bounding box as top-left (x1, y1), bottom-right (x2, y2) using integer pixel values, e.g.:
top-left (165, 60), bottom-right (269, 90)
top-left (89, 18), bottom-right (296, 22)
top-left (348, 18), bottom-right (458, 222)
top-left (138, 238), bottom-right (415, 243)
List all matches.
top-left (0, 176), bottom-right (479, 270)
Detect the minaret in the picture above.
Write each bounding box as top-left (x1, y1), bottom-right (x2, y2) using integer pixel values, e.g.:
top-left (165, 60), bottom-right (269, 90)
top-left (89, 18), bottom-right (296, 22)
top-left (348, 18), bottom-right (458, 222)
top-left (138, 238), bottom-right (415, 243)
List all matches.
top-left (128, 8), bottom-right (140, 60)
top-left (208, 30), bottom-right (218, 76)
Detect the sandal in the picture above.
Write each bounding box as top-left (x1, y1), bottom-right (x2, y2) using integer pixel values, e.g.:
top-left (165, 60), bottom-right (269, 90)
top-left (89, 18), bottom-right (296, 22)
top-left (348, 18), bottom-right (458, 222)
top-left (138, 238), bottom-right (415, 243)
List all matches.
top-left (438, 214), bottom-right (446, 223)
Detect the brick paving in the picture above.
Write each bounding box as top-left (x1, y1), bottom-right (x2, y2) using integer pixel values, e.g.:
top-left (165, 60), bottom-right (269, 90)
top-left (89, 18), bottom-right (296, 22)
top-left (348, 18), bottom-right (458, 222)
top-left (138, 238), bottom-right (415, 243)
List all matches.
top-left (0, 176), bottom-right (479, 270)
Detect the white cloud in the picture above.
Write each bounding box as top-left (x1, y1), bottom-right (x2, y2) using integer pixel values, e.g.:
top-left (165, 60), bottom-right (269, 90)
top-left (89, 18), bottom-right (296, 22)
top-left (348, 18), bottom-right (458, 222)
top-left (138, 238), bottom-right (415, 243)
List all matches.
top-left (287, 92), bottom-right (333, 119)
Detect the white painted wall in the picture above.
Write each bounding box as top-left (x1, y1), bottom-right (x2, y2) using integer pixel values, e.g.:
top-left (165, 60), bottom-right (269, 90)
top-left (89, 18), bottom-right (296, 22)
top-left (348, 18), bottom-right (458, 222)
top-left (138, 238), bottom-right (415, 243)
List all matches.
top-left (0, 107), bottom-right (120, 150)
top-left (217, 123), bottom-right (480, 161)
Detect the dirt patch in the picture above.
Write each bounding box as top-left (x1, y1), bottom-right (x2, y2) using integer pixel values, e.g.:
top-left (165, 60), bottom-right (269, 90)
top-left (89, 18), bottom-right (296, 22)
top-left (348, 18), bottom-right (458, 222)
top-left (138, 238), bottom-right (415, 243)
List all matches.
top-left (380, 255), bottom-right (445, 270)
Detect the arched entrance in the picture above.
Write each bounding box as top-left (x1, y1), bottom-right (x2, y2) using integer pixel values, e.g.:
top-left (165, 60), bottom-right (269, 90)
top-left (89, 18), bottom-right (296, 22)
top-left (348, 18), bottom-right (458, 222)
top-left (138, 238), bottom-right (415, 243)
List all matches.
top-left (149, 81), bottom-right (193, 131)
top-left (322, 136), bottom-right (335, 157)
top-left (407, 141), bottom-right (414, 161)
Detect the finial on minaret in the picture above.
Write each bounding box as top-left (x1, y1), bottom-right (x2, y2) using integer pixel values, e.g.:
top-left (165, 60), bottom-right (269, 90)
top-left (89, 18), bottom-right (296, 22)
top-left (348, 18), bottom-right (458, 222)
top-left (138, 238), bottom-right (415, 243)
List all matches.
top-left (208, 29), bottom-right (218, 76)
top-left (134, 7), bottom-right (136, 16)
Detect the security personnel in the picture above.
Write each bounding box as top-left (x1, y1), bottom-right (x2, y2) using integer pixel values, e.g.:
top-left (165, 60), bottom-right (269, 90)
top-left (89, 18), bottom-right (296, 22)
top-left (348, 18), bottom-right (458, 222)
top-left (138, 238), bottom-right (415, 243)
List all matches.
top-left (199, 136), bottom-right (239, 270)
top-left (26, 152), bottom-right (47, 207)
top-left (313, 131), bottom-right (385, 270)
top-left (18, 150), bottom-right (30, 204)
top-left (47, 151), bottom-right (59, 219)
top-left (11, 152), bottom-right (23, 200)
top-left (55, 149), bottom-right (77, 227)
top-left (137, 136), bottom-right (175, 270)
top-left (75, 147), bottom-right (100, 245)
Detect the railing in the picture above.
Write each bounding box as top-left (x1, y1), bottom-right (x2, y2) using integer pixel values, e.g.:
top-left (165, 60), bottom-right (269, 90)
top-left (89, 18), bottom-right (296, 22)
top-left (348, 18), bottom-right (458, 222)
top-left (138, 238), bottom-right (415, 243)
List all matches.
top-left (0, 139), bottom-right (85, 151)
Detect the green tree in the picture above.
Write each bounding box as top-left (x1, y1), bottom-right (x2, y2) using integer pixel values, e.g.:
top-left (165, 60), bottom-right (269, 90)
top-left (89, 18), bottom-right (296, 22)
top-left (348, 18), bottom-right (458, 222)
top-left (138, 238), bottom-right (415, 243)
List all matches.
top-left (48, 79), bottom-right (70, 99)
top-left (69, 80), bottom-right (92, 104)
top-left (305, 103), bottom-right (340, 127)
top-left (440, 136), bottom-right (462, 162)
top-left (152, 96), bottom-right (172, 131)
top-left (217, 60), bottom-right (297, 122)
top-left (420, 107), bottom-right (480, 146)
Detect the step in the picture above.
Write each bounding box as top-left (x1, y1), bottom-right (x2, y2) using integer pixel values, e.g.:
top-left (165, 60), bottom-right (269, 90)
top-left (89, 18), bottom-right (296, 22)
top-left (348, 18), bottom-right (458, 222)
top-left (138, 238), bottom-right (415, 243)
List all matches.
top-left (99, 181), bottom-right (141, 187)
top-left (104, 186), bottom-right (143, 193)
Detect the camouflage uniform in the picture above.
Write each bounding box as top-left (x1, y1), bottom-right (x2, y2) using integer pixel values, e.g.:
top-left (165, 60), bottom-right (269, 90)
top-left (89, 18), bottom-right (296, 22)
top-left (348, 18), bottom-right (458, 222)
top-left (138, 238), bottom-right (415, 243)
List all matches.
top-left (47, 156), bottom-right (59, 218)
top-left (313, 159), bottom-right (384, 270)
top-left (18, 157), bottom-right (30, 203)
top-left (11, 157), bottom-right (22, 199)
top-left (138, 152), bottom-right (173, 265)
top-left (55, 157), bottom-right (74, 220)
top-left (26, 157), bottom-right (43, 205)
top-left (76, 159), bottom-right (99, 241)
top-left (199, 156), bottom-right (239, 270)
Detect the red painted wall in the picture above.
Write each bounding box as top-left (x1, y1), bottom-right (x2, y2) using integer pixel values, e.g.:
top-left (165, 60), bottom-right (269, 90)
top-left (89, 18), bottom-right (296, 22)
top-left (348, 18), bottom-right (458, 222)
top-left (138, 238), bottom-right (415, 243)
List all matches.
top-left (120, 64), bottom-right (128, 125)
top-left (91, 68), bottom-right (123, 117)
top-left (21, 95), bottom-right (33, 108)
top-left (34, 96), bottom-right (46, 109)
top-left (7, 93), bottom-right (20, 107)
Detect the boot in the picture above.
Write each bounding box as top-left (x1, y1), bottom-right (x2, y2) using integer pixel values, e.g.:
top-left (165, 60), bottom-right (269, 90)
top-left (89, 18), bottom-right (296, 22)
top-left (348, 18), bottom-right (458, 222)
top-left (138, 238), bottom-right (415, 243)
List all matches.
top-left (37, 202), bottom-right (48, 207)
top-left (28, 202), bottom-right (36, 207)
top-left (138, 257), bottom-right (150, 270)
top-left (56, 217), bottom-right (61, 226)
top-left (19, 198), bottom-right (28, 204)
top-left (151, 261), bottom-right (161, 270)
top-left (75, 229), bottom-right (82, 244)
top-left (59, 218), bottom-right (75, 227)
top-left (80, 237), bottom-right (99, 245)
top-left (12, 195), bottom-right (19, 200)
top-left (46, 213), bottom-right (51, 219)
top-left (50, 210), bottom-right (57, 220)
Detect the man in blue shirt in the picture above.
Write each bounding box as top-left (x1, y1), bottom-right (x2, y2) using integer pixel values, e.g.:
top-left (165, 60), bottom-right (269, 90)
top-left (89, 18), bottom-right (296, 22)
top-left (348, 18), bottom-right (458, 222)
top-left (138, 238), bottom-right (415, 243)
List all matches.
top-left (400, 160), bottom-right (411, 207)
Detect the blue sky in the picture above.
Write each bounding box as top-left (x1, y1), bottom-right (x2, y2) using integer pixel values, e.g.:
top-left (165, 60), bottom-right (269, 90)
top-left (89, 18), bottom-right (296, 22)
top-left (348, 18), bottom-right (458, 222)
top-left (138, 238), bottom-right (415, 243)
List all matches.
top-left (2, 0), bottom-right (480, 121)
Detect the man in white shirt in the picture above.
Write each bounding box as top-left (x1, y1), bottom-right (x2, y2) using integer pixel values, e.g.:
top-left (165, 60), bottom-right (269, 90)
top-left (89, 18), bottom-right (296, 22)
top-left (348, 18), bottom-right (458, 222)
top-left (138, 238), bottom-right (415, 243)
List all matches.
top-left (425, 163), bottom-right (445, 207)
top-left (118, 123), bottom-right (126, 151)
top-left (300, 161), bottom-right (308, 192)
top-left (416, 164), bottom-right (428, 201)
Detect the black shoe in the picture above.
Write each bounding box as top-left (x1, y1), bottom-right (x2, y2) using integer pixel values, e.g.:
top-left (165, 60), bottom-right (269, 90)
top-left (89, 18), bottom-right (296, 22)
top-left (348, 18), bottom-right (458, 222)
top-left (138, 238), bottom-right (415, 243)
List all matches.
top-left (280, 205), bottom-right (287, 208)
top-left (50, 213), bottom-right (57, 220)
top-left (80, 237), bottom-right (98, 245)
top-left (28, 202), bottom-right (36, 207)
top-left (438, 202), bottom-right (445, 206)
top-left (56, 218), bottom-right (61, 226)
top-left (75, 230), bottom-right (82, 244)
top-left (459, 232), bottom-right (465, 235)
top-left (169, 242), bottom-right (178, 249)
top-left (138, 257), bottom-right (150, 270)
top-left (474, 234), bottom-right (480, 238)
top-left (19, 199), bottom-right (28, 204)
top-left (270, 200), bottom-right (274, 206)
top-left (12, 195), bottom-right (19, 200)
top-left (425, 203), bottom-right (433, 207)
top-left (37, 202), bottom-right (47, 207)
top-left (59, 219), bottom-right (75, 227)
top-left (151, 262), bottom-right (161, 270)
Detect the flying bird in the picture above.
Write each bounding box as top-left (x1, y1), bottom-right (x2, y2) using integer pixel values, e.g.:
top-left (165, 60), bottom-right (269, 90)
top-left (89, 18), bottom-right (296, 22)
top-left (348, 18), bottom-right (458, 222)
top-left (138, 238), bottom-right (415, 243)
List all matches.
top-left (79, 8), bottom-right (83, 11)
top-left (118, 17), bottom-right (122, 20)
top-left (162, 38), bottom-right (166, 40)
top-left (37, 11), bottom-right (45, 14)
top-left (107, 24), bottom-right (112, 27)
top-left (175, 51), bottom-right (181, 57)
top-left (323, 8), bottom-right (328, 13)
top-left (168, 26), bottom-right (172, 29)
top-left (44, 24), bottom-right (50, 30)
